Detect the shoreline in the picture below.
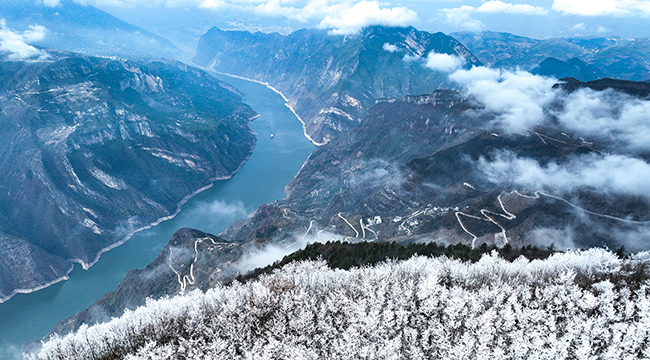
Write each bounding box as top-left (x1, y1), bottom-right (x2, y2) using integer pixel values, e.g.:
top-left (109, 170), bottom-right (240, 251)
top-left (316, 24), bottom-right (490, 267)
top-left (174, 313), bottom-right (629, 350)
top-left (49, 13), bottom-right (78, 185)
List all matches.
top-left (0, 264), bottom-right (74, 304)
top-left (76, 150), bottom-right (254, 271)
top-left (208, 70), bottom-right (327, 147)
top-left (0, 131), bottom-right (257, 304)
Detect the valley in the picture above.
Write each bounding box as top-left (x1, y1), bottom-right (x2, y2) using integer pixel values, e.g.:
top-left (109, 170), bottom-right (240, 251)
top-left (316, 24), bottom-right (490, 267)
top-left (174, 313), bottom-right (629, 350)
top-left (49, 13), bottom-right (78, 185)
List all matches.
top-left (2, 0), bottom-right (650, 356)
top-left (0, 73), bottom-right (314, 357)
top-left (193, 26), bottom-right (481, 145)
top-left (0, 53), bottom-right (258, 304)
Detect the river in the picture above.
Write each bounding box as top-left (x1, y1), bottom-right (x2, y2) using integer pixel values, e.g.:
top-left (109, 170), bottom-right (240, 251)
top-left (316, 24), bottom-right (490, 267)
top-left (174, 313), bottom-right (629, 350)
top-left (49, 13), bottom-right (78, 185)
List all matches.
top-left (0, 74), bottom-right (315, 360)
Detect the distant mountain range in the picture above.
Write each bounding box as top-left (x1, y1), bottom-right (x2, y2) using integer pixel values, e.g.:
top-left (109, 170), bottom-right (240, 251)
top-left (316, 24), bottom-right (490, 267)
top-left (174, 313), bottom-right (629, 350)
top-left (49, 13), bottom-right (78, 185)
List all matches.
top-left (0, 51), bottom-right (257, 303)
top-left (193, 26), bottom-right (481, 145)
top-left (1, 0), bottom-right (179, 58)
top-left (452, 31), bottom-right (650, 81)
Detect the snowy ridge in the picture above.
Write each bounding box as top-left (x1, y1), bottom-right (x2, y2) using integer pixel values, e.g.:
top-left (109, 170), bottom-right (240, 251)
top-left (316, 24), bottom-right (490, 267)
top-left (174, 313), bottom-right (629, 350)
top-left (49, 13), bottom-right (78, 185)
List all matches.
top-left (33, 248), bottom-right (650, 359)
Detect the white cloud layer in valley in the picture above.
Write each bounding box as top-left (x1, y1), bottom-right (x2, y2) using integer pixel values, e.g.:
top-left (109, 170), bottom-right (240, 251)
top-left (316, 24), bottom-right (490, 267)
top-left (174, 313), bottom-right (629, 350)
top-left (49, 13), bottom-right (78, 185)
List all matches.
top-left (478, 151), bottom-right (650, 199)
top-left (447, 66), bottom-right (650, 202)
top-left (0, 20), bottom-right (49, 60)
top-left (449, 67), bottom-right (650, 152)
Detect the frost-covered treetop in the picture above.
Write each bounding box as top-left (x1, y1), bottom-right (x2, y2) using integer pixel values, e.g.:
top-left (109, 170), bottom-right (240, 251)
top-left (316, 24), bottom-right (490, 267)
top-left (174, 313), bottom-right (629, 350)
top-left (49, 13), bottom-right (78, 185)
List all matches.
top-left (34, 249), bottom-right (650, 360)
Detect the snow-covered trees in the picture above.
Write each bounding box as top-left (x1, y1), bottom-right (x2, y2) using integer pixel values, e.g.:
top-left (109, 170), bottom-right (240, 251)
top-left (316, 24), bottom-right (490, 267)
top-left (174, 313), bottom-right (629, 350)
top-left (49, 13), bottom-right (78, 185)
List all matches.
top-left (33, 249), bottom-right (650, 360)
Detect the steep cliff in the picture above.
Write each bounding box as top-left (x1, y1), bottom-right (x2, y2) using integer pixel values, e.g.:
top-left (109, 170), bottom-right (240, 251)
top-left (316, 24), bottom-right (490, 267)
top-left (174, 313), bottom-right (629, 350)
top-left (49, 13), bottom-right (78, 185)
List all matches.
top-left (193, 26), bottom-right (481, 145)
top-left (0, 51), bottom-right (257, 302)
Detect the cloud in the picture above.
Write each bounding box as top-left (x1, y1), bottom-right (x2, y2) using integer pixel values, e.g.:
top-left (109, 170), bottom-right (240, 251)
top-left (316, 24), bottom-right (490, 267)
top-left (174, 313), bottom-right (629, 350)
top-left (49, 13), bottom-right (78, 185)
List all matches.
top-left (551, 0), bottom-right (648, 16)
top-left (0, 20), bottom-right (49, 60)
top-left (442, 6), bottom-right (484, 31)
top-left (237, 230), bottom-right (343, 272)
top-left (43, 0), bottom-right (61, 6)
top-left (449, 67), bottom-right (650, 152)
top-left (182, 200), bottom-right (249, 231)
top-left (609, 225), bottom-right (650, 253)
top-left (192, 200), bottom-right (248, 221)
top-left (318, 1), bottom-right (417, 35)
top-left (382, 43), bottom-right (398, 52)
top-left (570, 22), bottom-right (586, 31)
top-left (530, 227), bottom-right (577, 250)
top-left (478, 151), bottom-right (650, 199)
top-left (347, 159), bottom-right (407, 192)
top-left (253, 0), bottom-right (300, 17)
top-left (0, 342), bottom-right (23, 360)
top-left (402, 54), bottom-right (421, 62)
top-left (449, 67), bottom-right (558, 133)
top-left (442, 1), bottom-right (545, 31)
top-left (200, 0), bottom-right (224, 8)
top-left (65, 0), bottom-right (412, 37)
top-left (554, 87), bottom-right (650, 152)
top-left (476, 1), bottom-right (547, 15)
top-left (425, 51), bottom-right (465, 72)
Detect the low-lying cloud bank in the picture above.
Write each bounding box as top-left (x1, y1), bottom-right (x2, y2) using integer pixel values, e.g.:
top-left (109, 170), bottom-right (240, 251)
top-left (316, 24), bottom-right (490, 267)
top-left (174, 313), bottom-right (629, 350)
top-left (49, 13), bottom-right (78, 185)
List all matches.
top-left (449, 66), bottom-right (650, 153)
top-left (444, 66), bottom-right (650, 251)
top-left (0, 20), bottom-right (48, 60)
top-left (447, 66), bottom-right (650, 204)
top-left (450, 67), bottom-right (558, 133)
top-left (237, 230), bottom-right (343, 273)
top-left (478, 151), bottom-right (650, 199)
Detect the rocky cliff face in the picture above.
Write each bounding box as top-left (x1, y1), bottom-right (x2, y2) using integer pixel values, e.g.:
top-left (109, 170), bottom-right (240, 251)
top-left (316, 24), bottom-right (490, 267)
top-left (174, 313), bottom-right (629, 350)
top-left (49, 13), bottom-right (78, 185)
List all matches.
top-left (193, 26), bottom-right (481, 145)
top-left (0, 51), bottom-right (257, 302)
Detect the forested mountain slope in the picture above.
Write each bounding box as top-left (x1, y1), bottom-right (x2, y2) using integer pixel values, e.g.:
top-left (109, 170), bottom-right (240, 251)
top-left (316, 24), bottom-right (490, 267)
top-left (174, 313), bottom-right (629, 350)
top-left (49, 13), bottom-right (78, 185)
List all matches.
top-left (219, 76), bottom-right (650, 253)
top-left (47, 74), bottom-right (650, 344)
top-left (33, 249), bottom-right (650, 359)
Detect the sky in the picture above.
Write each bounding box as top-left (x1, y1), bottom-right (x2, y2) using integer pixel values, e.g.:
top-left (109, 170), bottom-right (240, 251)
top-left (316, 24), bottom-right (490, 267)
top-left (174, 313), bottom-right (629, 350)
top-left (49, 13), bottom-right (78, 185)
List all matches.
top-left (29, 0), bottom-right (650, 46)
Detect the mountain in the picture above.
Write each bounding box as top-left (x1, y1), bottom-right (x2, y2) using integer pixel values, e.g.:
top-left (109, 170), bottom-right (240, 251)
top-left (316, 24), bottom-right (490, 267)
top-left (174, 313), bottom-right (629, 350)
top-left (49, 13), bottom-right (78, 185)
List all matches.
top-left (531, 57), bottom-right (604, 81)
top-left (43, 228), bottom-right (251, 339)
top-left (1, 0), bottom-right (179, 58)
top-left (213, 76), bottom-right (650, 253)
top-left (452, 31), bottom-right (650, 81)
top-left (217, 89), bottom-right (647, 251)
top-left (192, 26), bottom-right (481, 145)
top-left (47, 76), bottom-right (650, 344)
top-left (0, 50), bottom-right (257, 303)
